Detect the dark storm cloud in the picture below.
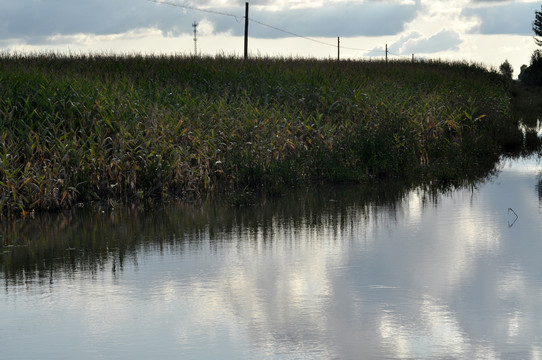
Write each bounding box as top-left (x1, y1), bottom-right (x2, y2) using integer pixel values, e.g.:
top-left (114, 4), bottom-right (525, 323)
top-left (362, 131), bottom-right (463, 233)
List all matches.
top-left (0, 0), bottom-right (174, 44)
top-left (462, 1), bottom-right (540, 35)
top-left (0, 0), bottom-right (421, 45)
top-left (244, 2), bottom-right (421, 38)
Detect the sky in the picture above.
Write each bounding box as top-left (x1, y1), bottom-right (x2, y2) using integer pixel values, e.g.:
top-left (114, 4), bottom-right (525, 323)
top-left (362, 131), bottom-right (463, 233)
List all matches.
top-left (1, 0), bottom-right (541, 77)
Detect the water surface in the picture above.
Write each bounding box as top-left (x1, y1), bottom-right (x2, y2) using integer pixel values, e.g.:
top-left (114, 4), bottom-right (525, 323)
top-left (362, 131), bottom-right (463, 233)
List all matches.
top-left (1, 155), bottom-right (542, 359)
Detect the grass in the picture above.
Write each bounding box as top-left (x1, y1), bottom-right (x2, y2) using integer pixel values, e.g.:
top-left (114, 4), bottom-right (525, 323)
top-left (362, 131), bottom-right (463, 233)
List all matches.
top-left (0, 53), bottom-right (524, 218)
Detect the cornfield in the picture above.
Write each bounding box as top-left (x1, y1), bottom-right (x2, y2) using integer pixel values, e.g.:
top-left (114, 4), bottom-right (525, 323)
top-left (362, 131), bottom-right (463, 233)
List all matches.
top-left (0, 53), bottom-right (521, 218)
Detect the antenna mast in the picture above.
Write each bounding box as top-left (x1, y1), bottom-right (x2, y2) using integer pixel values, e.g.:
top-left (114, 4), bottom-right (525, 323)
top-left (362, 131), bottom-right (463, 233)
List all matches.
top-left (192, 21), bottom-right (199, 57)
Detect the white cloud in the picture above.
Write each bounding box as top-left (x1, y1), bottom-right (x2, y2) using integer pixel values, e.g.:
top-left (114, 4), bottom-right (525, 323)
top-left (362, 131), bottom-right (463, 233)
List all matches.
top-left (366, 30), bottom-right (462, 56)
top-left (197, 18), bottom-right (217, 36)
top-left (401, 30), bottom-right (463, 54)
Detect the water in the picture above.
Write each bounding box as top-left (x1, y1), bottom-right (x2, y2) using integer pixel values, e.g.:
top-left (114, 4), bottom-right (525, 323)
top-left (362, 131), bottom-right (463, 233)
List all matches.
top-left (1, 155), bottom-right (542, 360)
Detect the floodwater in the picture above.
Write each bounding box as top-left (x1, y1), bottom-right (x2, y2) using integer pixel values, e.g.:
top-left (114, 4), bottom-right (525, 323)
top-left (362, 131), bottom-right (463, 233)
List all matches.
top-left (1, 155), bottom-right (542, 360)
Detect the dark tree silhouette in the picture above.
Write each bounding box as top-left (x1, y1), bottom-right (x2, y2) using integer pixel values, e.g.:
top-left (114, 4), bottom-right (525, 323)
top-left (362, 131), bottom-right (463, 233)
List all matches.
top-left (499, 60), bottom-right (513, 79)
top-left (520, 50), bottom-right (542, 85)
top-left (531, 49), bottom-right (542, 65)
top-left (521, 5), bottom-right (542, 85)
top-left (534, 5), bottom-right (542, 46)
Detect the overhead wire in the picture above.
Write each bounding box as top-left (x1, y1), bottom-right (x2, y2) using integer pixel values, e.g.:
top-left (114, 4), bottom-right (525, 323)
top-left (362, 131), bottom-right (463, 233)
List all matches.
top-left (147, 0), bottom-right (243, 21)
top-left (388, 51), bottom-right (412, 58)
top-left (248, 18), bottom-right (385, 54)
top-left (247, 18), bottom-right (337, 48)
top-left (147, 0), bottom-right (389, 55)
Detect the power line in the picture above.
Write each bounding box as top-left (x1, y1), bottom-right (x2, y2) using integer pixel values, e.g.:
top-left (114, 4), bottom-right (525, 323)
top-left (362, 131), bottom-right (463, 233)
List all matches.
top-left (248, 18), bottom-right (336, 48)
top-left (248, 17), bottom-right (384, 53)
top-left (147, 0), bottom-right (243, 21)
top-left (388, 50), bottom-right (411, 57)
top-left (148, 0), bottom-right (388, 55)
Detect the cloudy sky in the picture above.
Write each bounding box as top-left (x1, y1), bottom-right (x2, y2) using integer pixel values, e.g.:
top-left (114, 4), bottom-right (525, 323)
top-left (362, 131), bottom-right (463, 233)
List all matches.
top-left (1, 0), bottom-right (541, 76)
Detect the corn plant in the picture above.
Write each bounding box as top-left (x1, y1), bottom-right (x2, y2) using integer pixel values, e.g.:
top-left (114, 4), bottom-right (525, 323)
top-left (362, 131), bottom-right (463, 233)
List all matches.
top-left (0, 53), bottom-right (522, 218)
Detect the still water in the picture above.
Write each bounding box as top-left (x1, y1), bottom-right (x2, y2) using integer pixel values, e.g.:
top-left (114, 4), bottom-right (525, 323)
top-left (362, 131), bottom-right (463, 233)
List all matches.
top-left (1, 155), bottom-right (542, 359)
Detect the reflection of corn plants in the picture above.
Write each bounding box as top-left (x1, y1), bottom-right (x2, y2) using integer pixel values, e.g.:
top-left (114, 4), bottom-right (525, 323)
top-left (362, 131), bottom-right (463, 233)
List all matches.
top-left (0, 54), bottom-right (520, 218)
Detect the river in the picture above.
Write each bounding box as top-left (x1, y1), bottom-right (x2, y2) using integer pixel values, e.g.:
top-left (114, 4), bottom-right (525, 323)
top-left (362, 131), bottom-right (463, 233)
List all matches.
top-left (1, 154), bottom-right (542, 359)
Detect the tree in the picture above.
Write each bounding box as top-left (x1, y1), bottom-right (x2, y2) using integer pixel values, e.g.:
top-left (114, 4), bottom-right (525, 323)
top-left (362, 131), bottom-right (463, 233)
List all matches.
top-left (534, 5), bottom-right (542, 46)
top-left (499, 60), bottom-right (513, 79)
top-left (520, 50), bottom-right (542, 85)
top-left (519, 64), bottom-right (528, 82)
top-left (531, 49), bottom-right (542, 66)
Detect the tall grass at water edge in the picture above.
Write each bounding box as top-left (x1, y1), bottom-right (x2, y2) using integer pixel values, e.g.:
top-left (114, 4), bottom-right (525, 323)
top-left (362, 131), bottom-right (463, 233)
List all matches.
top-left (0, 54), bottom-right (521, 217)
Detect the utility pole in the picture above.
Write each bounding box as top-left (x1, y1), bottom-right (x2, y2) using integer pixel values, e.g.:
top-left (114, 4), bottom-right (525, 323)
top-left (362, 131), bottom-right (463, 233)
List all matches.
top-left (244, 2), bottom-right (249, 60)
top-left (337, 37), bottom-right (340, 61)
top-left (192, 21), bottom-right (198, 57)
top-left (385, 44), bottom-right (388, 64)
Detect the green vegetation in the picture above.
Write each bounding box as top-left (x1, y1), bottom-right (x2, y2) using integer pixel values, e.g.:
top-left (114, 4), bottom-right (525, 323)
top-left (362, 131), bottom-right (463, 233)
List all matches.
top-left (519, 50), bottom-right (542, 86)
top-left (499, 60), bottom-right (513, 80)
top-left (0, 54), bottom-right (522, 218)
top-left (518, 6), bottom-right (542, 86)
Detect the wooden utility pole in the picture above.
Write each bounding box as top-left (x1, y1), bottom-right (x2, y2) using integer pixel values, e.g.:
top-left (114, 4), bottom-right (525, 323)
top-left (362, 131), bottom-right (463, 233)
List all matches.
top-left (385, 44), bottom-right (388, 64)
top-left (337, 37), bottom-right (340, 61)
top-left (244, 2), bottom-right (249, 59)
